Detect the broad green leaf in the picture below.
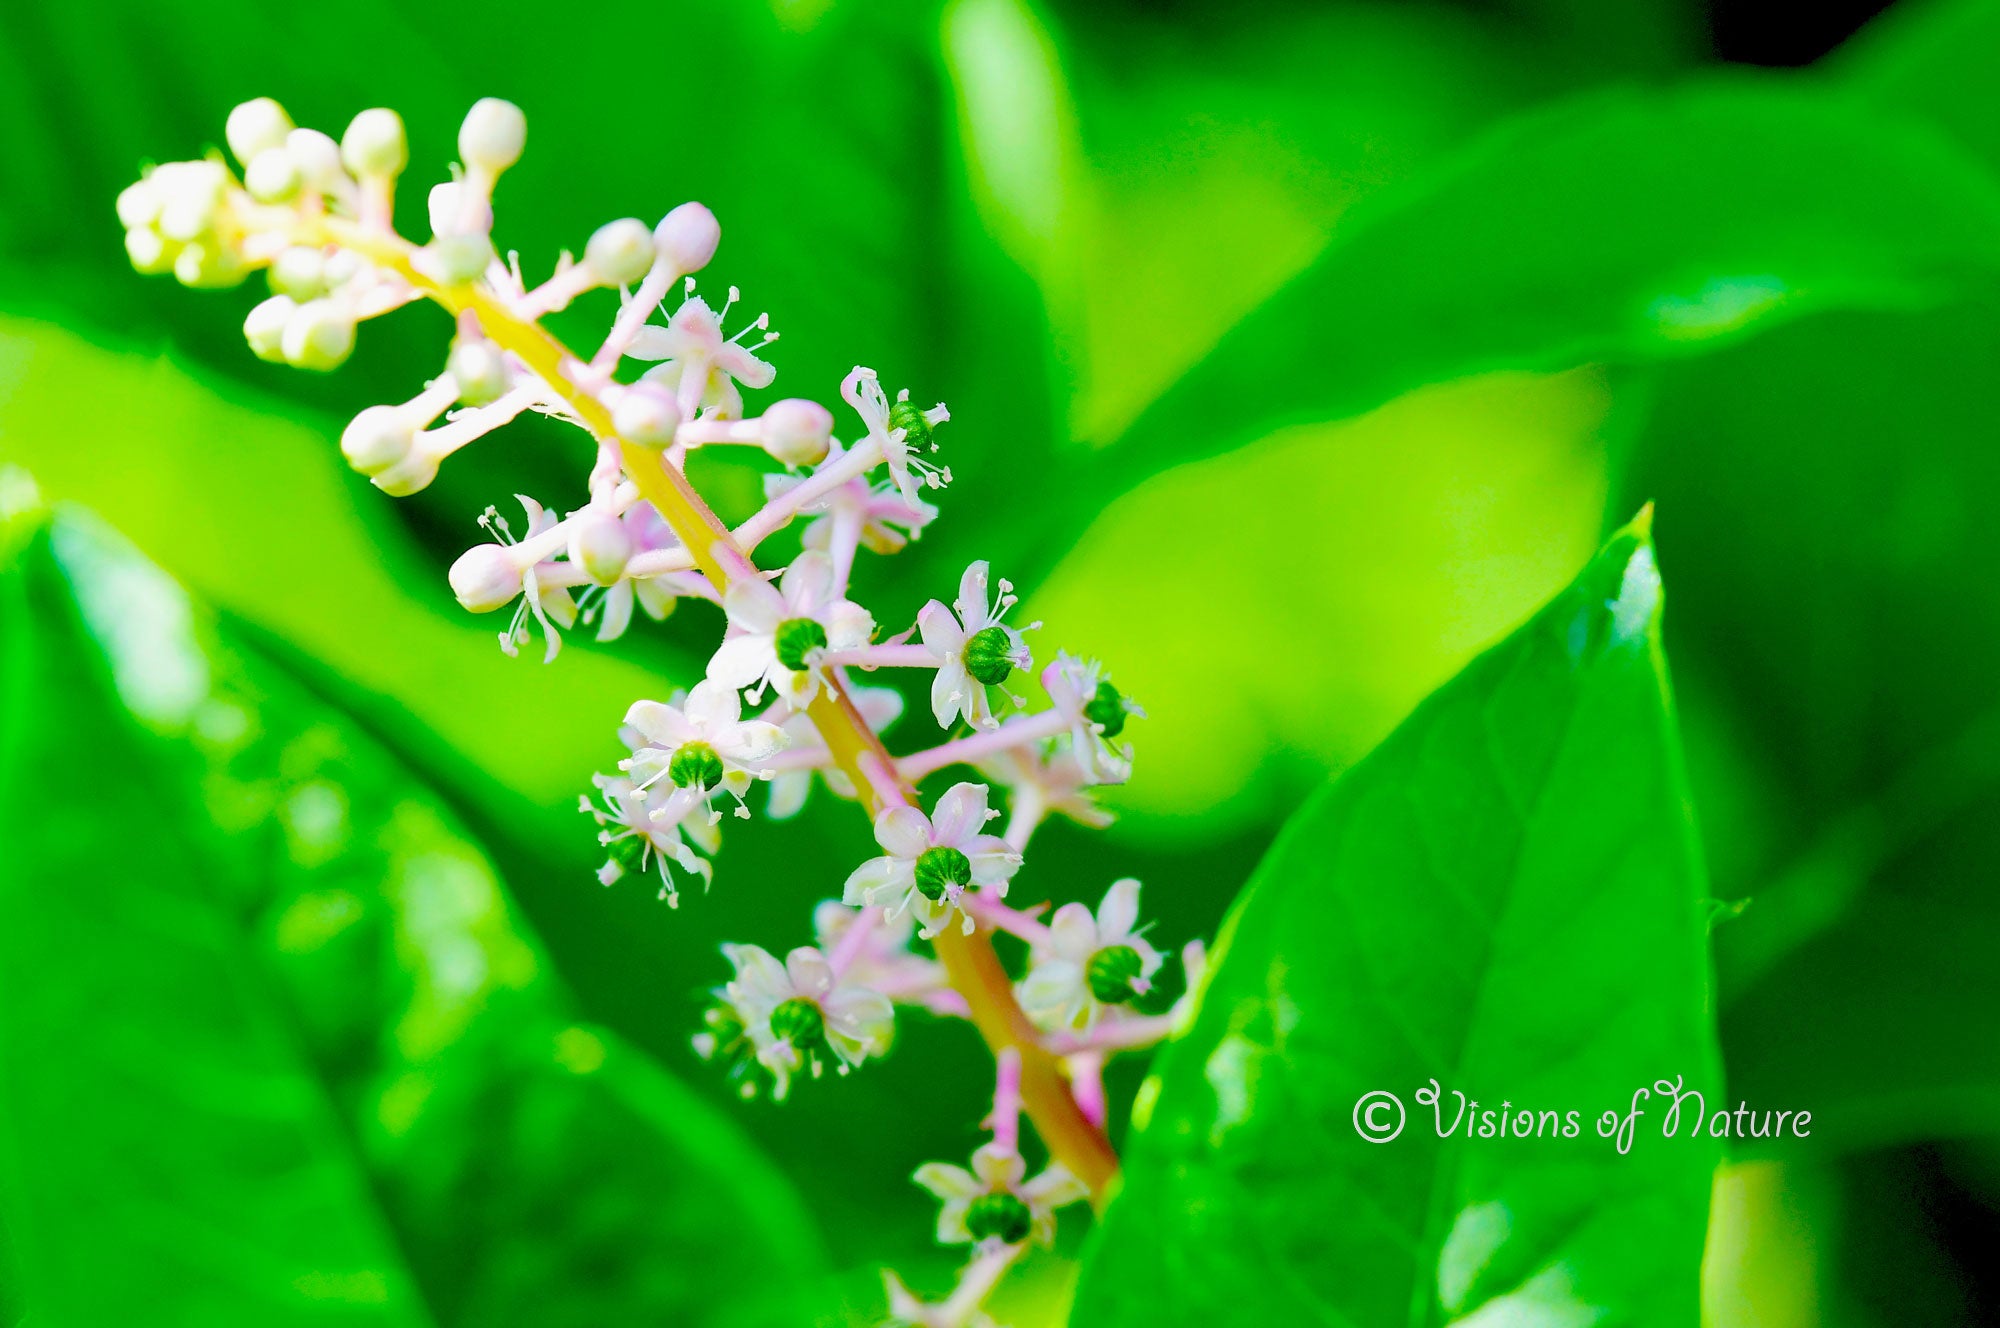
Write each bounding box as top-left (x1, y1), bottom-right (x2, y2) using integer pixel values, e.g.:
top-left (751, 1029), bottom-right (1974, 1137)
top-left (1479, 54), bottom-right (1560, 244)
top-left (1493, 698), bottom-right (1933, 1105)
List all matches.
top-left (1616, 298), bottom-right (2000, 1151)
top-left (0, 507), bottom-right (825, 1324)
top-left (1836, 0), bottom-right (2000, 173)
top-left (999, 80), bottom-right (2000, 586)
top-left (1072, 516), bottom-right (1720, 1326)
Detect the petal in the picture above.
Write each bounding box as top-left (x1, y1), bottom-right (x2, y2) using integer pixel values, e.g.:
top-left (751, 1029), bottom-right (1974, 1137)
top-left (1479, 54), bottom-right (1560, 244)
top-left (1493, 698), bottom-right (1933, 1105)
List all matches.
top-left (1047, 902), bottom-right (1099, 962)
top-left (827, 598), bottom-right (875, 650)
top-left (706, 634), bottom-right (776, 688)
top-left (916, 600), bottom-right (965, 656)
top-left (717, 342), bottom-right (777, 390)
top-left (765, 770), bottom-right (809, 821)
top-left (623, 699), bottom-right (693, 749)
top-left (874, 804), bottom-right (933, 859)
top-left (967, 839), bottom-right (1021, 888)
top-left (971, 1143), bottom-right (1025, 1189)
top-left (930, 782), bottom-right (990, 846)
top-left (930, 661), bottom-right (967, 729)
top-left (722, 579), bottom-right (782, 635)
top-left (784, 946), bottom-right (835, 1000)
top-left (853, 685), bottom-right (904, 730)
top-left (623, 324), bottom-right (676, 361)
top-left (1097, 878), bottom-right (1143, 942)
top-left (912, 1162), bottom-right (982, 1202)
top-left (1021, 1164), bottom-right (1089, 1210)
top-left (685, 678), bottom-right (742, 730)
top-left (842, 856), bottom-right (909, 906)
top-left (781, 550), bottom-right (835, 614)
top-left (822, 986), bottom-right (896, 1054)
top-left (1017, 959), bottom-right (1083, 1020)
top-left (955, 560), bottom-right (991, 627)
top-left (722, 943), bottom-right (791, 1010)
top-left (595, 579), bottom-right (635, 642)
top-left (718, 720), bottom-right (789, 766)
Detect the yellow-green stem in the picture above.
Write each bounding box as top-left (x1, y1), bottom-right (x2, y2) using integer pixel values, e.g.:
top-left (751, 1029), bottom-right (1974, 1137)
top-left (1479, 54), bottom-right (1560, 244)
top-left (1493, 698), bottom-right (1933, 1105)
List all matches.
top-left (328, 225), bottom-right (1119, 1200)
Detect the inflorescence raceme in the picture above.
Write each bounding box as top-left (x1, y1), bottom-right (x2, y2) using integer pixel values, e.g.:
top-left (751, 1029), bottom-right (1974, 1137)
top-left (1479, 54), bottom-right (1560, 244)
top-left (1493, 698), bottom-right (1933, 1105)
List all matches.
top-left (122, 95), bottom-right (1205, 1327)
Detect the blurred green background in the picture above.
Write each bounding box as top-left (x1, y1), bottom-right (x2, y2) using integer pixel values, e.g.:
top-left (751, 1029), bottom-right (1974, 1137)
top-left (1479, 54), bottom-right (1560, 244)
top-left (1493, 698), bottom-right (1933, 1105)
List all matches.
top-left (3, 0), bottom-right (2000, 1323)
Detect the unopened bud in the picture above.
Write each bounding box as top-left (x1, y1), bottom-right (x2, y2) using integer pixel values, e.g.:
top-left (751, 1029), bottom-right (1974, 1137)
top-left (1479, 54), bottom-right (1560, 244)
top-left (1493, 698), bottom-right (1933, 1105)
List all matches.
top-left (458, 98), bottom-right (526, 175)
top-left (653, 202), bottom-right (719, 275)
top-left (157, 161), bottom-right (227, 243)
top-left (268, 246), bottom-right (327, 300)
top-left (448, 338), bottom-right (510, 407)
top-left (449, 543), bottom-right (523, 612)
top-left (424, 233), bottom-right (494, 284)
top-left (340, 405), bottom-right (413, 476)
top-left (341, 108), bottom-right (407, 179)
top-left (281, 299), bottom-right (355, 371)
top-left (585, 217), bottom-right (657, 287)
top-left (244, 295), bottom-right (296, 362)
top-left (244, 146), bottom-right (301, 203)
top-left (173, 240), bottom-right (247, 290)
top-left (225, 97), bottom-right (293, 166)
top-left (285, 128), bottom-right (345, 193)
top-left (567, 508), bottom-right (633, 585)
top-left (124, 226), bottom-right (178, 275)
top-left (759, 398), bottom-right (832, 467)
top-left (115, 179), bottom-right (161, 229)
top-left (612, 383), bottom-right (682, 448)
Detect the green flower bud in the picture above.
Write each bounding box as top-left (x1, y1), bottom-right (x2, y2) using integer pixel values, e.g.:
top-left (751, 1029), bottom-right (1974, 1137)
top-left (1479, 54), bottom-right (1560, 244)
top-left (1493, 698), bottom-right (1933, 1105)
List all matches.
top-left (888, 396), bottom-right (935, 450)
top-left (963, 626), bottom-right (1016, 686)
top-left (244, 146), bottom-right (301, 203)
top-left (964, 1191), bottom-right (1033, 1245)
top-left (1086, 944), bottom-right (1144, 1005)
top-left (613, 382), bottom-right (682, 448)
top-left (244, 295), bottom-right (296, 364)
top-left (668, 741), bottom-right (725, 792)
top-left (448, 337), bottom-right (510, 407)
top-left (342, 107), bottom-right (407, 179)
top-left (268, 246), bottom-right (327, 300)
top-left (914, 845), bottom-right (972, 901)
top-left (425, 232), bottom-right (496, 285)
top-left (124, 226), bottom-right (179, 276)
top-left (774, 617), bottom-right (828, 672)
top-left (585, 217), bottom-right (658, 288)
top-left (225, 97), bottom-right (293, 166)
top-left (173, 240), bottom-right (247, 290)
top-left (281, 299), bottom-right (355, 371)
top-left (769, 996), bottom-right (825, 1049)
top-left (1084, 679), bottom-right (1128, 738)
top-left (459, 97), bottom-right (527, 175)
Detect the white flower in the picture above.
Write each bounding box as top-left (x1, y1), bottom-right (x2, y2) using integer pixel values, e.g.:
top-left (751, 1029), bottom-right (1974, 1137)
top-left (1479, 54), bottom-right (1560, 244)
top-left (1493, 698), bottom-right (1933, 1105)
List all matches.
top-left (707, 943), bottom-right (894, 1100)
top-left (975, 745), bottom-right (1113, 832)
top-left (913, 1143), bottom-right (1087, 1248)
top-left (918, 561), bottom-right (1035, 731)
top-left (813, 901), bottom-right (960, 1016)
top-left (843, 782), bottom-right (1020, 938)
top-left (1016, 879), bottom-right (1162, 1033)
top-left (578, 772), bottom-right (719, 908)
top-left (763, 454), bottom-right (938, 556)
top-left (842, 366), bottom-right (950, 507)
top-left (622, 679), bottom-right (789, 818)
top-left (706, 550), bottom-right (874, 706)
top-left (627, 292), bottom-right (775, 419)
top-left (767, 685), bottom-right (903, 820)
top-left (469, 496), bottom-right (577, 663)
top-left (1041, 653), bottom-right (1143, 784)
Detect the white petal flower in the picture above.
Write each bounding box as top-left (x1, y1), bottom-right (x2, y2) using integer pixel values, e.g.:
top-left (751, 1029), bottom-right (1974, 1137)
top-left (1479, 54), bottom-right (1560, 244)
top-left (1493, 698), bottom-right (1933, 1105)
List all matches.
top-left (628, 292), bottom-right (776, 420)
top-left (912, 1142), bottom-right (1086, 1249)
top-left (842, 782), bottom-right (1021, 938)
top-left (918, 561), bottom-right (1035, 731)
top-left (842, 366), bottom-right (950, 507)
top-left (455, 496), bottom-right (578, 663)
top-left (1041, 652), bottom-right (1143, 784)
top-left (706, 550), bottom-right (874, 706)
top-left (578, 772), bottom-right (718, 908)
top-left (974, 744), bottom-right (1114, 832)
top-left (1016, 878), bottom-right (1162, 1033)
top-left (618, 679), bottom-right (790, 828)
top-left (701, 942), bottom-right (894, 1100)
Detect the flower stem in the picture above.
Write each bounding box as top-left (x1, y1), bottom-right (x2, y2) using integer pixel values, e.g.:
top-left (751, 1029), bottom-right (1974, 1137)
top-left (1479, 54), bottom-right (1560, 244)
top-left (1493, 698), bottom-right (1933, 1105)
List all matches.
top-left (337, 224), bottom-right (1120, 1201)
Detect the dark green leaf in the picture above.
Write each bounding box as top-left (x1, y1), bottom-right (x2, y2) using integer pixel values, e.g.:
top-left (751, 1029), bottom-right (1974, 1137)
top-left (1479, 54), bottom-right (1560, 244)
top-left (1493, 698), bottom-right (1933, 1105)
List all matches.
top-left (0, 507), bottom-right (824, 1324)
top-left (1072, 516), bottom-right (1720, 1326)
top-left (1618, 297), bottom-right (2000, 1152)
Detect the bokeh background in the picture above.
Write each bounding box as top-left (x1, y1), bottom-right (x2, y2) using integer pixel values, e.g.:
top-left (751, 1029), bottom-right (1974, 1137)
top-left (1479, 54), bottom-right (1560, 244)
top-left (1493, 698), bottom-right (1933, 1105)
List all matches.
top-left (3, 0), bottom-right (1999, 1323)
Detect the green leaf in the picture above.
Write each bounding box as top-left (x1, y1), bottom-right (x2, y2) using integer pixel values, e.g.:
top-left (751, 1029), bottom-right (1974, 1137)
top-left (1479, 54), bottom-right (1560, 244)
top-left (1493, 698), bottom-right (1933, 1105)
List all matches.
top-left (0, 507), bottom-right (824, 1324)
top-left (1071, 516), bottom-right (1720, 1326)
top-left (1002, 79), bottom-right (2000, 586)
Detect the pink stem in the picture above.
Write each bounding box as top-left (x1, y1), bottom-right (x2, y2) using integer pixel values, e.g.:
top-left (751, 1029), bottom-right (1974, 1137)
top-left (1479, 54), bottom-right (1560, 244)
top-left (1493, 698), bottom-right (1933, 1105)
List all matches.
top-left (827, 905), bottom-right (881, 976)
top-left (1069, 1051), bottom-right (1107, 1129)
top-left (820, 643), bottom-right (936, 670)
top-left (898, 709), bottom-right (1068, 782)
top-left (990, 1048), bottom-right (1022, 1154)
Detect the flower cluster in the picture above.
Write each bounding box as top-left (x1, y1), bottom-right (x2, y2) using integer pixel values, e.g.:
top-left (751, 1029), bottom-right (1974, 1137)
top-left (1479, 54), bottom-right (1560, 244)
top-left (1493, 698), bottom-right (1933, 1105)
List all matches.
top-left (123, 96), bottom-right (1206, 1328)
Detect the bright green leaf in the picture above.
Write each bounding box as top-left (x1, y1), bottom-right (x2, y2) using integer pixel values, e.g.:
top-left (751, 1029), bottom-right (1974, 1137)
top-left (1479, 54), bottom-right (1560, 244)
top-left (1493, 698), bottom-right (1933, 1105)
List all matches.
top-left (1072, 515), bottom-right (1720, 1326)
top-left (1004, 80), bottom-right (2000, 586)
top-left (0, 508), bottom-right (825, 1324)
